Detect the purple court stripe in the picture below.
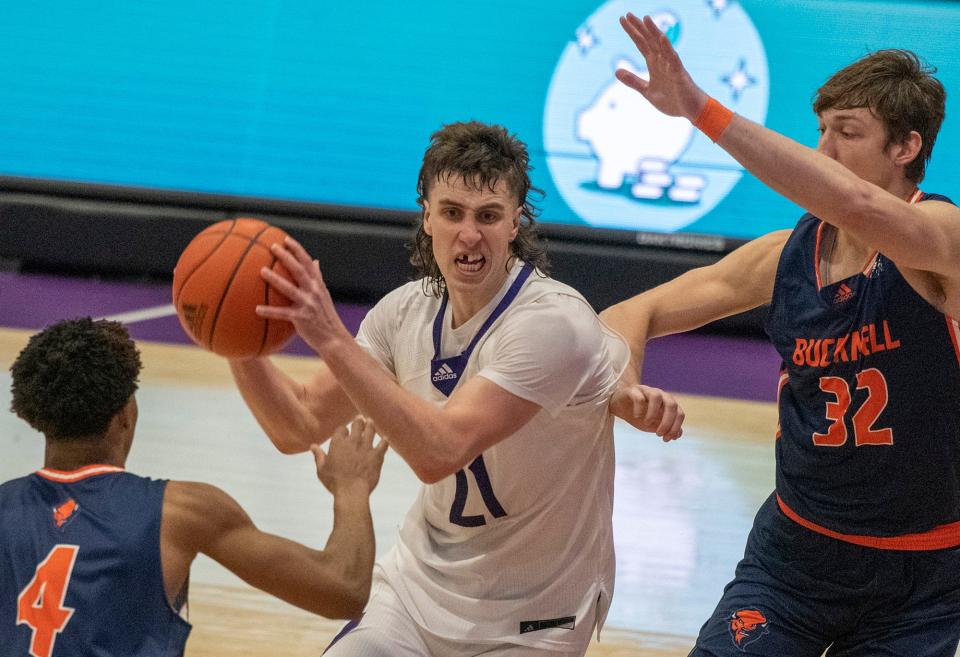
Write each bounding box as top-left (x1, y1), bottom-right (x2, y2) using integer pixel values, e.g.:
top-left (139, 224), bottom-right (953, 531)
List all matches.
top-left (0, 271), bottom-right (780, 401)
top-left (641, 332), bottom-right (780, 402)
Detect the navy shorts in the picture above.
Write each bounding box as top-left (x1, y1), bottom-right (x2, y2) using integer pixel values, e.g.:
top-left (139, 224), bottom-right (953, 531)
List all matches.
top-left (689, 494), bottom-right (960, 656)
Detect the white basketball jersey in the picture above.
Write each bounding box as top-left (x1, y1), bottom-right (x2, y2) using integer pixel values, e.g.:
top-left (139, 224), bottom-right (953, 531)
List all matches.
top-left (356, 262), bottom-right (628, 649)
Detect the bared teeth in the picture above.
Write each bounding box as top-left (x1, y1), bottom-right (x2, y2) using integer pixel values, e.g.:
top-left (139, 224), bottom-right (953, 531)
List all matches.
top-left (456, 255), bottom-right (484, 272)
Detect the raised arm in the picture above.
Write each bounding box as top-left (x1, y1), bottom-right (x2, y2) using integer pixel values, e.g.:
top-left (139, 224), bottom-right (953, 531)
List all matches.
top-left (601, 229), bottom-right (789, 382)
top-left (616, 13), bottom-right (960, 297)
top-left (161, 417), bottom-right (387, 618)
top-left (715, 119), bottom-right (960, 286)
top-left (600, 230), bottom-right (786, 439)
top-left (229, 356), bottom-right (356, 454)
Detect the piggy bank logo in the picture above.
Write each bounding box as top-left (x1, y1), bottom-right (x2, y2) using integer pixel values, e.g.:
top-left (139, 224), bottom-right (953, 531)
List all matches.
top-left (544, 0), bottom-right (769, 232)
top-left (577, 54), bottom-right (704, 203)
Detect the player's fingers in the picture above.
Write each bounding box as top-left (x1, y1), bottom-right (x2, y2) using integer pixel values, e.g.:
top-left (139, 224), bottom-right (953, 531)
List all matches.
top-left (643, 16), bottom-right (676, 65)
top-left (269, 242), bottom-right (307, 278)
top-left (664, 407), bottom-right (685, 441)
top-left (625, 12), bottom-right (651, 39)
top-left (255, 304), bottom-right (295, 321)
top-left (642, 15), bottom-right (666, 46)
top-left (330, 423), bottom-right (349, 444)
top-left (615, 68), bottom-right (650, 96)
top-left (619, 14), bottom-right (650, 56)
top-left (260, 266), bottom-right (301, 300)
top-left (629, 387), bottom-right (648, 419)
top-left (309, 443), bottom-right (327, 473)
top-left (374, 438), bottom-right (389, 458)
top-left (643, 390), bottom-right (664, 427)
top-left (654, 406), bottom-right (674, 438)
top-left (348, 415), bottom-right (365, 437)
top-left (355, 416), bottom-right (376, 448)
top-left (634, 15), bottom-right (663, 55)
top-left (282, 235), bottom-right (315, 267)
top-left (656, 396), bottom-right (679, 437)
top-left (312, 259), bottom-right (328, 288)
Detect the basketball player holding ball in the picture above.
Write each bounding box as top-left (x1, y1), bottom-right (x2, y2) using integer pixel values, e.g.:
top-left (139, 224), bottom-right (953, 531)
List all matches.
top-left (228, 121), bottom-right (684, 656)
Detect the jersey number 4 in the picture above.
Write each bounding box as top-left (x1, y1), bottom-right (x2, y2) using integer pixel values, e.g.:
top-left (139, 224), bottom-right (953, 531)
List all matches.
top-left (16, 545), bottom-right (78, 657)
top-left (449, 455), bottom-right (507, 527)
top-left (814, 368), bottom-right (893, 447)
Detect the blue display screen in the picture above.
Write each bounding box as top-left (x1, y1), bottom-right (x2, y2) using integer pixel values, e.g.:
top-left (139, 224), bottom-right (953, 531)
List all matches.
top-left (1, 0), bottom-right (957, 240)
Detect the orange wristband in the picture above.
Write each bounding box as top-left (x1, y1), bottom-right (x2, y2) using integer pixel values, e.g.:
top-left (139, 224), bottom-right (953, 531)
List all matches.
top-left (694, 97), bottom-right (734, 143)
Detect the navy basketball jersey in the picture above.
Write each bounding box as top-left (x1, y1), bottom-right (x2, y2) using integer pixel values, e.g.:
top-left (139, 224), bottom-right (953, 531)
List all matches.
top-left (766, 191), bottom-right (960, 547)
top-left (0, 465), bottom-right (191, 657)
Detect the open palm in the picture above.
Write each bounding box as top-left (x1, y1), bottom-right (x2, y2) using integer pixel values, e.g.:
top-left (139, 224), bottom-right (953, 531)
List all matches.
top-left (615, 13), bottom-right (707, 121)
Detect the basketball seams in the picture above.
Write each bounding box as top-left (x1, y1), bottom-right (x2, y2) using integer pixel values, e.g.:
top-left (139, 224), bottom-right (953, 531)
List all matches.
top-left (174, 218), bottom-right (294, 357)
top-left (207, 225), bottom-right (272, 353)
top-left (172, 219), bottom-right (238, 308)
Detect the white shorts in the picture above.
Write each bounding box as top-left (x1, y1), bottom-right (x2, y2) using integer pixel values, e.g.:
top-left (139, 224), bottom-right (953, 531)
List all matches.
top-left (322, 577), bottom-right (591, 657)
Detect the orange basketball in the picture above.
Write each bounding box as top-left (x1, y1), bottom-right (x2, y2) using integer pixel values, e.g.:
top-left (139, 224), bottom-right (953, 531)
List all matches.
top-left (172, 218), bottom-right (296, 358)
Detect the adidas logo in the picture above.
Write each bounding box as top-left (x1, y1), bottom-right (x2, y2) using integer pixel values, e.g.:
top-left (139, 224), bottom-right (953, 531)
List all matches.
top-left (181, 303), bottom-right (207, 336)
top-left (432, 363), bottom-right (457, 382)
top-left (833, 283), bottom-right (854, 304)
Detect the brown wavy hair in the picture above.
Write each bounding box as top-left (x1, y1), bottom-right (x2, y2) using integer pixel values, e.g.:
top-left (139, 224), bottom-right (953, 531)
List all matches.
top-left (411, 121), bottom-right (549, 296)
top-left (813, 49), bottom-right (946, 183)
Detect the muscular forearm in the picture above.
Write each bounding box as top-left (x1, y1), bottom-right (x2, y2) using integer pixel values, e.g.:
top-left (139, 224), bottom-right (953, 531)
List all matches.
top-left (318, 336), bottom-right (464, 482)
top-left (229, 358), bottom-right (318, 453)
top-left (322, 482), bottom-right (375, 610)
top-left (717, 114), bottom-right (868, 229)
top-left (711, 114), bottom-right (955, 272)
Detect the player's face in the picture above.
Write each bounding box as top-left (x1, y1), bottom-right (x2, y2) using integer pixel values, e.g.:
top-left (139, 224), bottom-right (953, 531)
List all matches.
top-left (815, 107), bottom-right (911, 190)
top-left (423, 176), bottom-right (521, 317)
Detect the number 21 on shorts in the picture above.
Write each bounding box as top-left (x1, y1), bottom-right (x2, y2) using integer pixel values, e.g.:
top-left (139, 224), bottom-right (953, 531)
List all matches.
top-left (17, 545), bottom-right (78, 657)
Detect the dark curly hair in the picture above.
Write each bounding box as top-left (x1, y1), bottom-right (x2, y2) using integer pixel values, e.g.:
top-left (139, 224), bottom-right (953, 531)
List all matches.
top-left (813, 49), bottom-right (946, 183)
top-left (10, 318), bottom-right (142, 441)
top-left (411, 121), bottom-right (550, 296)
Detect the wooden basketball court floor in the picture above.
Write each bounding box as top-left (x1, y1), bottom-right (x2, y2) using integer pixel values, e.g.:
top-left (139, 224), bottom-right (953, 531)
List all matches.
top-left (1, 271), bottom-right (786, 656)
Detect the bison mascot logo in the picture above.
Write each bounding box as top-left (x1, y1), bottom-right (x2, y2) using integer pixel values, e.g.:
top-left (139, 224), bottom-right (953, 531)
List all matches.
top-left (728, 608), bottom-right (769, 650)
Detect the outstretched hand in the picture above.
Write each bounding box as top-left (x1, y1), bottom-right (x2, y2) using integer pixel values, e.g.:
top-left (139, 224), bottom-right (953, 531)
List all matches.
top-left (256, 236), bottom-right (353, 354)
top-left (610, 383), bottom-right (684, 441)
top-left (616, 12), bottom-right (708, 121)
top-left (312, 416), bottom-right (389, 495)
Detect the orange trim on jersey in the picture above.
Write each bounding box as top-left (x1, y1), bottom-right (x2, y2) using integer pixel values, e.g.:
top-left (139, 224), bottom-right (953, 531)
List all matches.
top-left (813, 222), bottom-right (826, 289)
top-left (947, 316), bottom-right (960, 368)
top-left (777, 494), bottom-right (960, 551)
top-left (36, 465), bottom-right (125, 483)
top-left (775, 371), bottom-right (789, 439)
top-left (816, 190), bottom-right (922, 283)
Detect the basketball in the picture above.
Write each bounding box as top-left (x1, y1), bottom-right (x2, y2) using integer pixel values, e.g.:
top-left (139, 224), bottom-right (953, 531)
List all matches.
top-left (172, 218), bottom-right (296, 358)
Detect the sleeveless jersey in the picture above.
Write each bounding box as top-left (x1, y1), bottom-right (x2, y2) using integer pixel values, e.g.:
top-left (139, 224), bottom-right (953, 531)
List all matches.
top-left (765, 191), bottom-right (960, 547)
top-left (0, 465), bottom-right (191, 656)
top-left (356, 262), bottom-right (629, 649)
